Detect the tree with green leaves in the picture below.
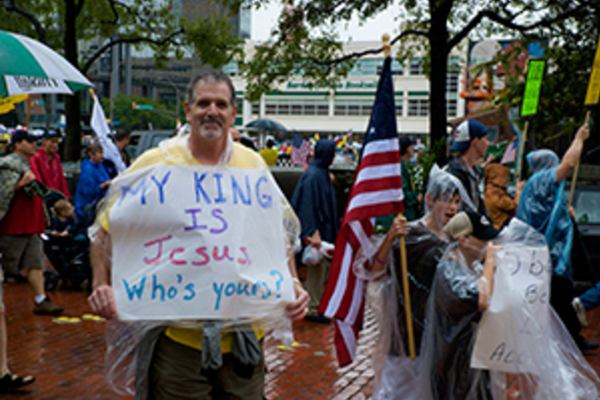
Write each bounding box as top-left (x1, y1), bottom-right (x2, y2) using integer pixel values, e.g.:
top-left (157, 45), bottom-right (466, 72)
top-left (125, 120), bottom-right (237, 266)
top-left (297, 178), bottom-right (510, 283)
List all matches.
top-left (101, 94), bottom-right (176, 131)
top-left (0, 0), bottom-right (243, 160)
top-left (236, 0), bottom-right (595, 163)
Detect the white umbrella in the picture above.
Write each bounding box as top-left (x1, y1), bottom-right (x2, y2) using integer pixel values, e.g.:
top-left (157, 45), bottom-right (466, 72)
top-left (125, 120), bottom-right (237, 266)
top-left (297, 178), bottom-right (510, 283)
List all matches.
top-left (0, 30), bottom-right (93, 96)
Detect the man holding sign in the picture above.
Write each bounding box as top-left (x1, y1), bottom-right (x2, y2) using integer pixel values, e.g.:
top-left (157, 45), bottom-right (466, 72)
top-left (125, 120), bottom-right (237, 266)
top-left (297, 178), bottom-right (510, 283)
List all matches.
top-left (88, 71), bottom-right (309, 400)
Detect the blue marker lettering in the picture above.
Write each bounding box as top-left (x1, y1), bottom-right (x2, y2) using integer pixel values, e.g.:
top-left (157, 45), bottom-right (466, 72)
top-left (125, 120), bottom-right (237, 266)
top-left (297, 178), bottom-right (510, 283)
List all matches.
top-left (184, 283), bottom-right (195, 300)
top-left (237, 282), bottom-right (250, 296)
top-left (150, 171), bottom-right (171, 204)
top-left (261, 282), bottom-right (271, 299)
top-left (152, 275), bottom-right (165, 301)
top-left (119, 179), bottom-right (147, 207)
top-left (167, 286), bottom-right (177, 299)
top-left (213, 282), bottom-right (224, 310)
top-left (194, 172), bottom-right (212, 204)
top-left (122, 277), bottom-right (146, 300)
top-left (213, 173), bottom-right (226, 204)
top-left (231, 175), bottom-right (251, 205)
top-left (225, 283), bottom-right (235, 296)
top-left (256, 176), bottom-right (272, 209)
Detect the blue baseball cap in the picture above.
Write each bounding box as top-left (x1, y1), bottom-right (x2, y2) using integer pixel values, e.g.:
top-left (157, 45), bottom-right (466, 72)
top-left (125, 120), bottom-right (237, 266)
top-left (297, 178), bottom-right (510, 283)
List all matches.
top-left (450, 120), bottom-right (489, 152)
top-left (10, 130), bottom-right (37, 144)
top-left (42, 129), bottom-right (61, 139)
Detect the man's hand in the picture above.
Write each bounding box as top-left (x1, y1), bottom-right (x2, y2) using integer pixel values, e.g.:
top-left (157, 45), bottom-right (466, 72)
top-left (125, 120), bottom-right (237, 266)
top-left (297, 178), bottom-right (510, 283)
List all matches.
top-left (307, 229), bottom-right (321, 249)
top-left (286, 280), bottom-right (310, 321)
top-left (88, 285), bottom-right (118, 319)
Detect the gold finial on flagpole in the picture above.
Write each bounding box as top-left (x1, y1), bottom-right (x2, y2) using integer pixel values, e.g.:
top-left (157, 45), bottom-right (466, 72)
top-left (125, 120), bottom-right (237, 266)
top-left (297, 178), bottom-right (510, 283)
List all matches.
top-left (382, 33), bottom-right (391, 58)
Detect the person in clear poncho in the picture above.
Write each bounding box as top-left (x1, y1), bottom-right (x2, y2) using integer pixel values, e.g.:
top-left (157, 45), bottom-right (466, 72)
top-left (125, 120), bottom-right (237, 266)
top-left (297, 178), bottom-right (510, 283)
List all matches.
top-left (366, 165), bottom-right (475, 400)
top-left (515, 123), bottom-right (595, 351)
top-left (417, 211), bottom-right (600, 400)
top-left (87, 71), bottom-right (309, 400)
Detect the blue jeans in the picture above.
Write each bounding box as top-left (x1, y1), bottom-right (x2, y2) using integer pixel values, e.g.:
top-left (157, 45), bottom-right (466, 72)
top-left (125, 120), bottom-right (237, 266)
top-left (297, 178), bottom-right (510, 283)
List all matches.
top-left (579, 281), bottom-right (600, 310)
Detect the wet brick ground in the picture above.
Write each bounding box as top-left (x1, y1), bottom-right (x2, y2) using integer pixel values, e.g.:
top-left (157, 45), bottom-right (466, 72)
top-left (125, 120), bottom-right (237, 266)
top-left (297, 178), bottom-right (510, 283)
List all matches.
top-left (2, 280), bottom-right (600, 399)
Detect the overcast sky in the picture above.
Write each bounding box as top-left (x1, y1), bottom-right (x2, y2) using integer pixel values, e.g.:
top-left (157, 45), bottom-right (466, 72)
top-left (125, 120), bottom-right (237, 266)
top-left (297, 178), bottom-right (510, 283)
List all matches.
top-left (251, 4), bottom-right (401, 42)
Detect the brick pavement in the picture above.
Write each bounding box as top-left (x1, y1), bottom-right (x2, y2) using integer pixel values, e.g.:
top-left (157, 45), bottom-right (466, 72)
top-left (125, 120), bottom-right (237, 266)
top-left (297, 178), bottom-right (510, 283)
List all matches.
top-left (2, 281), bottom-right (600, 399)
top-left (1, 282), bottom-right (375, 399)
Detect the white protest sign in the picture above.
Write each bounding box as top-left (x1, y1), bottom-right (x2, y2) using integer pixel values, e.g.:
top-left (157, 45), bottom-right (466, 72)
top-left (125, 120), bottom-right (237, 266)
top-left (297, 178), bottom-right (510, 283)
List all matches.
top-left (471, 246), bottom-right (551, 374)
top-left (108, 164), bottom-right (294, 321)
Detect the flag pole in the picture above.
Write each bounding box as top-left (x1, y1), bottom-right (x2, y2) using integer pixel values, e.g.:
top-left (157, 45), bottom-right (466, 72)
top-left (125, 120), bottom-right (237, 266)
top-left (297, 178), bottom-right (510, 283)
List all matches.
top-left (382, 33), bottom-right (416, 361)
top-left (568, 111), bottom-right (590, 207)
top-left (517, 120), bottom-right (529, 181)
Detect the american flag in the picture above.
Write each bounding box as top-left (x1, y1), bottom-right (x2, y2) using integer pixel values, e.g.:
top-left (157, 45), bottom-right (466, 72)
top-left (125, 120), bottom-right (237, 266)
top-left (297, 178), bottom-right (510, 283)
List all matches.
top-left (318, 56), bottom-right (404, 367)
top-left (500, 138), bottom-right (518, 164)
top-left (290, 131), bottom-right (311, 166)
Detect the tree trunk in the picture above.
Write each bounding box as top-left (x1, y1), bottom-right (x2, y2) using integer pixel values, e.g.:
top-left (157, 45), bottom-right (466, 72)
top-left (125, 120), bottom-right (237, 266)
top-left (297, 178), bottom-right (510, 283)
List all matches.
top-left (63, 0), bottom-right (82, 161)
top-left (428, 1), bottom-right (452, 165)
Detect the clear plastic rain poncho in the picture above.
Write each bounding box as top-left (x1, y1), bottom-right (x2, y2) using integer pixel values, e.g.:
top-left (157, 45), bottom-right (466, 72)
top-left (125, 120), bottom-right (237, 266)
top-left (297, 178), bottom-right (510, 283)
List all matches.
top-left (515, 149), bottom-right (573, 279)
top-left (89, 133), bottom-right (301, 397)
top-left (417, 217), bottom-right (600, 400)
top-left (359, 165), bottom-right (475, 400)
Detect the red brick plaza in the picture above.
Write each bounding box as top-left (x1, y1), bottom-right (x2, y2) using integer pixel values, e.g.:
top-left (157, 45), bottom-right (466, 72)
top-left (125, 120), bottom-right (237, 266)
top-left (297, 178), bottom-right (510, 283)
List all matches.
top-left (3, 281), bottom-right (600, 399)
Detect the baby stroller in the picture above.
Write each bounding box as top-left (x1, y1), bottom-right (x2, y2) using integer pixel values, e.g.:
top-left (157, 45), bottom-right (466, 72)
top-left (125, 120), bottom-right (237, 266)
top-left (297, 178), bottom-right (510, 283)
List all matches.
top-left (41, 190), bottom-right (92, 291)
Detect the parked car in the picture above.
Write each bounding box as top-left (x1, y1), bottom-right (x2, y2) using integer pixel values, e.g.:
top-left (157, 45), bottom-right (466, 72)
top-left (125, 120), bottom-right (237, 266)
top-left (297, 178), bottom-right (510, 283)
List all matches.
top-left (570, 182), bottom-right (600, 284)
top-left (129, 129), bottom-right (174, 159)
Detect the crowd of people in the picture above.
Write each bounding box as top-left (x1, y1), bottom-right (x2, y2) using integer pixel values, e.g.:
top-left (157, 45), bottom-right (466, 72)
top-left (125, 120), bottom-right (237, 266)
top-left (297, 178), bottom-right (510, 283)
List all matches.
top-left (0, 68), bottom-right (597, 399)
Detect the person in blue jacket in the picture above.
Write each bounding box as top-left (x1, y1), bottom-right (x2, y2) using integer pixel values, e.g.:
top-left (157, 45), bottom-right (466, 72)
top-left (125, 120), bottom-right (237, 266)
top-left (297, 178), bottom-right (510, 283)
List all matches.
top-left (291, 139), bottom-right (339, 323)
top-left (75, 143), bottom-right (112, 225)
top-left (516, 122), bottom-right (596, 352)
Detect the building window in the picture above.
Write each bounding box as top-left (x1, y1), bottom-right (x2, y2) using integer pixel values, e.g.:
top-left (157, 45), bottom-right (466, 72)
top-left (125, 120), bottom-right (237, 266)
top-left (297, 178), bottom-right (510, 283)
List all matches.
top-left (251, 102), bottom-right (260, 115)
top-left (447, 99), bottom-right (457, 117)
top-left (264, 99), bottom-right (329, 116)
top-left (447, 65), bottom-right (460, 93)
top-left (408, 99), bottom-right (429, 116)
top-left (395, 98), bottom-right (404, 116)
top-left (334, 99), bottom-right (373, 116)
top-left (349, 58), bottom-right (405, 76)
top-left (409, 58), bottom-right (424, 76)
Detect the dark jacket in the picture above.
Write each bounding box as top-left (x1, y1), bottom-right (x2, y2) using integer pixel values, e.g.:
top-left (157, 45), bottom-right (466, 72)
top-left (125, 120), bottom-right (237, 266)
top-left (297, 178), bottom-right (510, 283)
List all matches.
top-left (445, 157), bottom-right (486, 216)
top-left (291, 140), bottom-right (339, 243)
top-left (401, 159), bottom-right (420, 221)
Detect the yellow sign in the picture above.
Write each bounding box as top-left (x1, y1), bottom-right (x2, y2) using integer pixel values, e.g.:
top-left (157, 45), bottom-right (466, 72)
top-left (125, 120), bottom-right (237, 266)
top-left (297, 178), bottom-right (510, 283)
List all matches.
top-left (585, 35), bottom-right (600, 106)
top-left (0, 94), bottom-right (28, 114)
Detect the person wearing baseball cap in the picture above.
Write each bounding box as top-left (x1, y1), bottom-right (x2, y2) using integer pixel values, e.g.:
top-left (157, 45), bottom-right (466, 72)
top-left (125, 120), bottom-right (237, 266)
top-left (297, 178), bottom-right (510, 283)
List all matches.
top-left (419, 209), bottom-right (501, 399)
top-left (445, 120), bottom-right (490, 215)
top-left (30, 129), bottom-right (70, 198)
top-left (0, 130), bottom-right (64, 316)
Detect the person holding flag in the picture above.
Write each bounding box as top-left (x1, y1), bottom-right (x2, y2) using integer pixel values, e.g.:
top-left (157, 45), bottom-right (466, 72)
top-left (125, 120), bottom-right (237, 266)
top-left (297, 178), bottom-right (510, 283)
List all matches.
top-left (318, 49), bottom-right (404, 366)
top-left (368, 166), bottom-right (473, 400)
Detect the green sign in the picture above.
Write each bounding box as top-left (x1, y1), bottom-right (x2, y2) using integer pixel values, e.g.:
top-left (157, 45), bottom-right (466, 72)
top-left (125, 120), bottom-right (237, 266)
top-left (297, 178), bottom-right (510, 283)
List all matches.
top-left (521, 60), bottom-right (545, 117)
top-left (136, 104), bottom-right (153, 110)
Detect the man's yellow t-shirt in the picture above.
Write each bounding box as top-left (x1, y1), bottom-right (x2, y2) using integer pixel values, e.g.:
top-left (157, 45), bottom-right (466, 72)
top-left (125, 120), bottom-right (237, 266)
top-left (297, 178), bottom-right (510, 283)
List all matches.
top-left (259, 147), bottom-right (279, 166)
top-left (100, 137), bottom-right (274, 353)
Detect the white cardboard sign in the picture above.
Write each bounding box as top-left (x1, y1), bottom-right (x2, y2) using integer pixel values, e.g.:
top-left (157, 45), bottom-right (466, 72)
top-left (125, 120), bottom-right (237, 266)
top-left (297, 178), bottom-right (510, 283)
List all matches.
top-left (108, 165), bottom-right (294, 321)
top-left (471, 246), bottom-right (551, 374)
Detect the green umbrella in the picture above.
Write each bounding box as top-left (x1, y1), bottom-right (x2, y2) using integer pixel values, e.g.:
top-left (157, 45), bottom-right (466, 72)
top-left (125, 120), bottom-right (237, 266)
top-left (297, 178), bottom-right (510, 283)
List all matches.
top-left (0, 30), bottom-right (92, 96)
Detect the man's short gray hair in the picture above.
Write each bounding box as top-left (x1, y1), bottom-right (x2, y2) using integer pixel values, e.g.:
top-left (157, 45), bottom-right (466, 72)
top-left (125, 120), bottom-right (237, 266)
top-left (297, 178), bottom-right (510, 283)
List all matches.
top-left (186, 70), bottom-right (237, 108)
